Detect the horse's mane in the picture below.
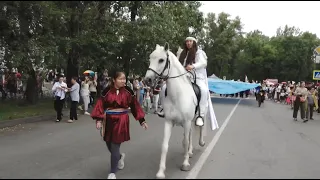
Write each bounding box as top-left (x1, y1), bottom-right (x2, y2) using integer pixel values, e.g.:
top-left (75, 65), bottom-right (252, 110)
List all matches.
top-left (166, 50), bottom-right (186, 76)
top-left (176, 47), bottom-right (183, 60)
top-left (153, 45), bottom-right (189, 81)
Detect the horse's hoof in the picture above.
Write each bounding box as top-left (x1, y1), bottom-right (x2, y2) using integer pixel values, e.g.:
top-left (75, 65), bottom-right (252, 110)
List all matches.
top-left (156, 172), bottom-right (165, 179)
top-left (180, 164), bottom-right (191, 171)
top-left (199, 141), bottom-right (206, 147)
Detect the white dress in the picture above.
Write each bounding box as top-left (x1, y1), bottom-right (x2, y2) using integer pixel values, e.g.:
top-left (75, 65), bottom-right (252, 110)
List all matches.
top-left (183, 49), bottom-right (219, 131)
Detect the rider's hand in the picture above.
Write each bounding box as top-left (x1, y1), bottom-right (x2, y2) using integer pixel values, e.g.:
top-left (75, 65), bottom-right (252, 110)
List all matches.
top-left (96, 121), bottom-right (102, 130)
top-left (186, 65), bottom-right (194, 71)
top-left (141, 122), bottom-right (148, 130)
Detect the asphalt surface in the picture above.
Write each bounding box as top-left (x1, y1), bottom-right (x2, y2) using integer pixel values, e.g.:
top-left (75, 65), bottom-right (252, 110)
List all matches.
top-left (1, 97), bottom-right (320, 179)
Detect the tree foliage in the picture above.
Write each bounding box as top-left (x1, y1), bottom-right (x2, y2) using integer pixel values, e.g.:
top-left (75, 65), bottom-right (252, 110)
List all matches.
top-left (200, 14), bottom-right (320, 82)
top-left (1, 1), bottom-right (320, 86)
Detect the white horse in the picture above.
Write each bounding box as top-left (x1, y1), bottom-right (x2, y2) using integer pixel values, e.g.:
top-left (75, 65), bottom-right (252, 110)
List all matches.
top-left (145, 43), bottom-right (206, 179)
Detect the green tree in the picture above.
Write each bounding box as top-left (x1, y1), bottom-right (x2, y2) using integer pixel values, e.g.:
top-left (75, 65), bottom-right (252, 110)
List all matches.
top-left (201, 12), bottom-right (244, 78)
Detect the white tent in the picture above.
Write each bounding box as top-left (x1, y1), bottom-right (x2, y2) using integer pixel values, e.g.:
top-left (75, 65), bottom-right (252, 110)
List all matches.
top-left (265, 81), bottom-right (274, 85)
top-left (208, 74), bottom-right (222, 80)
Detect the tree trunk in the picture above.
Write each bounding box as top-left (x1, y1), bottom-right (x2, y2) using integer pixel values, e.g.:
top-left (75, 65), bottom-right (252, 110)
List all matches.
top-left (123, 2), bottom-right (139, 82)
top-left (25, 69), bottom-right (37, 104)
top-left (66, 4), bottom-right (80, 87)
top-left (66, 46), bottom-right (79, 87)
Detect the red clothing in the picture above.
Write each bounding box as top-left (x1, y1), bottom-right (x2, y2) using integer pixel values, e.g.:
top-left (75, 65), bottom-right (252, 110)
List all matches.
top-left (91, 86), bottom-right (145, 143)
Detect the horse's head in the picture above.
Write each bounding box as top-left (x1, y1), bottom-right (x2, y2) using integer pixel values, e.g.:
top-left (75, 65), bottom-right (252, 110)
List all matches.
top-left (145, 42), bottom-right (171, 85)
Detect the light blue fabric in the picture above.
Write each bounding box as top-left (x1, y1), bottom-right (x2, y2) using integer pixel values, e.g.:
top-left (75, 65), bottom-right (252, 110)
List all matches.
top-left (207, 78), bottom-right (260, 94)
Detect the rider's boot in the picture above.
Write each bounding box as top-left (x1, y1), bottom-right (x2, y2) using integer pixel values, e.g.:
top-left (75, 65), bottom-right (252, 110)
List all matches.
top-left (195, 116), bottom-right (204, 126)
top-left (157, 108), bottom-right (165, 118)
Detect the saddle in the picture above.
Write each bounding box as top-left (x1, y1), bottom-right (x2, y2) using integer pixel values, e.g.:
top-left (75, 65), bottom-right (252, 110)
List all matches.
top-left (192, 82), bottom-right (201, 114)
top-left (164, 82), bottom-right (201, 114)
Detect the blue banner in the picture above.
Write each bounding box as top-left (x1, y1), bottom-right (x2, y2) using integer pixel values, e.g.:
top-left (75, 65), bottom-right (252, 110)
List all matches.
top-left (208, 78), bottom-right (260, 94)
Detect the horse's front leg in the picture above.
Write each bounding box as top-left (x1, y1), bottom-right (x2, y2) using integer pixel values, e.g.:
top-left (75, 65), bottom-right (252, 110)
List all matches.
top-left (181, 121), bottom-right (191, 171)
top-left (156, 120), bottom-right (173, 179)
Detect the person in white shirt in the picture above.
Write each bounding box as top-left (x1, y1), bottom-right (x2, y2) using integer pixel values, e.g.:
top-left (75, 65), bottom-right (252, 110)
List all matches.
top-left (144, 87), bottom-right (152, 114)
top-left (67, 76), bottom-right (80, 123)
top-left (153, 80), bottom-right (162, 113)
top-left (52, 75), bottom-right (68, 122)
top-left (81, 76), bottom-right (91, 115)
top-left (276, 85), bottom-right (282, 102)
top-left (180, 37), bottom-right (213, 126)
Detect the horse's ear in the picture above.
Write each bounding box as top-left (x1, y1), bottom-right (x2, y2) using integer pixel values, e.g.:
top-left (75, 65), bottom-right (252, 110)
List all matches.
top-left (156, 44), bottom-right (161, 49)
top-left (164, 42), bottom-right (169, 51)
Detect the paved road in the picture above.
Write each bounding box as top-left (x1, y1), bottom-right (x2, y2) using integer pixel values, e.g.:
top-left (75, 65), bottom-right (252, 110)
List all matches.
top-left (1, 98), bottom-right (320, 179)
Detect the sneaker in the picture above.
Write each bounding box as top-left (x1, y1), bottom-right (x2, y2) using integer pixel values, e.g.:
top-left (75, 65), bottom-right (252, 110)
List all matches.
top-left (67, 119), bottom-right (74, 123)
top-left (107, 173), bottom-right (116, 179)
top-left (78, 106), bottom-right (83, 110)
top-left (157, 111), bottom-right (165, 118)
top-left (310, 118), bottom-right (314, 120)
top-left (303, 119), bottom-right (308, 123)
top-left (56, 119), bottom-right (60, 122)
top-left (84, 112), bottom-right (91, 116)
top-left (157, 109), bottom-right (165, 118)
top-left (118, 153), bottom-right (125, 170)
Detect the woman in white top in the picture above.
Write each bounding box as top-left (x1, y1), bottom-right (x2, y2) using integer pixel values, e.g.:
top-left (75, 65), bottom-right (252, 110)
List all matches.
top-left (81, 76), bottom-right (91, 115)
top-left (144, 87), bottom-right (152, 114)
top-left (52, 75), bottom-right (68, 122)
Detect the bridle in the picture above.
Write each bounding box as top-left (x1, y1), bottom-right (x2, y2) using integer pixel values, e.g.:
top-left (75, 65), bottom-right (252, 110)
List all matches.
top-left (147, 52), bottom-right (194, 83)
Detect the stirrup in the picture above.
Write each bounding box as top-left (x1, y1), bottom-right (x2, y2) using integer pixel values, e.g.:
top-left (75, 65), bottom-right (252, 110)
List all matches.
top-left (195, 116), bottom-right (204, 127)
top-left (157, 108), bottom-right (165, 118)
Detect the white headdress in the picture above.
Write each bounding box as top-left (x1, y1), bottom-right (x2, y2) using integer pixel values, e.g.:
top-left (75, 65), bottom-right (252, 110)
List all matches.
top-left (185, 37), bottom-right (197, 43)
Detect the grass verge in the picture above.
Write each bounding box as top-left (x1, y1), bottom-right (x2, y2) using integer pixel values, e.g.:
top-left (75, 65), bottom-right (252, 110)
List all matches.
top-left (0, 99), bottom-right (55, 121)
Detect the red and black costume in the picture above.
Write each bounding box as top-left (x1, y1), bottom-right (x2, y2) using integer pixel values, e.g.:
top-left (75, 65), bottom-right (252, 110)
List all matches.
top-left (91, 86), bottom-right (146, 143)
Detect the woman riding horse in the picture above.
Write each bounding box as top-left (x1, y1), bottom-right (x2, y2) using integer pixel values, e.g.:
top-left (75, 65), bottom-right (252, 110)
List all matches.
top-left (158, 37), bottom-right (210, 127)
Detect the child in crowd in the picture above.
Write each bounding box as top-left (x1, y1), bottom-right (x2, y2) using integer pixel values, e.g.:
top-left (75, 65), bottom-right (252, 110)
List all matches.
top-left (144, 87), bottom-right (152, 114)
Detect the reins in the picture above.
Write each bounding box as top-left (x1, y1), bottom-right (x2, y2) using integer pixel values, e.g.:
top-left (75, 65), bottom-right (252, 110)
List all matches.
top-left (147, 52), bottom-right (196, 85)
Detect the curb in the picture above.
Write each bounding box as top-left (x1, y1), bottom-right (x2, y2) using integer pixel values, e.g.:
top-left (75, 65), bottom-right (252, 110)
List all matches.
top-left (0, 110), bottom-right (68, 129)
top-left (0, 108), bottom-right (136, 129)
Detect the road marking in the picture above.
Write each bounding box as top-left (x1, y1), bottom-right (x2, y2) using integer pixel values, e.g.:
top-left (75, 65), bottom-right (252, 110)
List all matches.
top-left (186, 99), bottom-right (241, 179)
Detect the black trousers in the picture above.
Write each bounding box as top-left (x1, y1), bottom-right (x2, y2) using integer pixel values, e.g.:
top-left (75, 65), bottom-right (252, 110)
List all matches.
top-left (70, 101), bottom-right (78, 120)
top-left (239, 91), bottom-right (244, 98)
top-left (245, 90), bottom-right (249, 97)
top-left (90, 92), bottom-right (97, 105)
top-left (54, 96), bottom-right (65, 120)
top-left (293, 100), bottom-right (306, 119)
